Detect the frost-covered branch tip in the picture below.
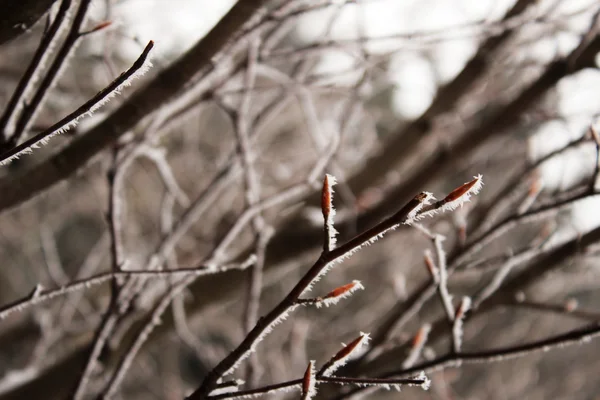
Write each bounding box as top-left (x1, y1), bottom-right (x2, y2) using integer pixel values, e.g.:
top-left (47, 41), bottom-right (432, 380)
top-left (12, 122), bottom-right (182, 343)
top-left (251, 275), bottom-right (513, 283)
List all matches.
top-left (301, 361), bottom-right (317, 400)
top-left (209, 380), bottom-right (244, 396)
top-left (297, 280), bottom-right (364, 308)
top-left (452, 296), bottom-right (472, 353)
top-left (413, 175), bottom-right (484, 221)
top-left (319, 332), bottom-right (370, 377)
top-left (0, 40), bottom-right (154, 166)
top-left (322, 174), bottom-right (338, 251)
top-left (81, 21), bottom-right (112, 36)
top-left (403, 324), bottom-right (432, 369)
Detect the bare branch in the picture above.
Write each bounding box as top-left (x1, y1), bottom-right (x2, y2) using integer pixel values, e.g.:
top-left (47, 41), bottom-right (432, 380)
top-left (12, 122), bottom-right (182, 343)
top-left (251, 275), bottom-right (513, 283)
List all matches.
top-left (0, 41), bottom-right (155, 165)
top-left (0, 0), bottom-right (72, 141)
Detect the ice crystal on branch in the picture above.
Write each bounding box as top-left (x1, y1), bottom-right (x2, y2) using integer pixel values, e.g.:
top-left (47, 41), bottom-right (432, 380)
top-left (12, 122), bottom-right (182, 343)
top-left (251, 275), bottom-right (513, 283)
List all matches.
top-left (322, 174), bottom-right (338, 251)
top-left (0, 41), bottom-right (154, 165)
top-left (453, 296), bottom-right (472, 353)
top-left (417, 371), bottom-right (431, 391)
top-left (415, 175), bottom-right (484, 220)
top-left (298, 280), bottom-right (365, 308)
top-left (320, 332), bottom-right (371, 377)
top-left (403, 324), bottom-right (431, 369)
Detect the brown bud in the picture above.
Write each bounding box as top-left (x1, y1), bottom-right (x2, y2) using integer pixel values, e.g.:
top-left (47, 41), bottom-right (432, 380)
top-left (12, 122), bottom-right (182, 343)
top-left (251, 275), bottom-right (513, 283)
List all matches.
top-left (325, 282), bottom-right (360, 299)
top-left (322, 174), bottom-right (333, 219)
top-left (302, 361), bottom-right (315, 395)
top-left (444, 176), bottom-right (481, 203)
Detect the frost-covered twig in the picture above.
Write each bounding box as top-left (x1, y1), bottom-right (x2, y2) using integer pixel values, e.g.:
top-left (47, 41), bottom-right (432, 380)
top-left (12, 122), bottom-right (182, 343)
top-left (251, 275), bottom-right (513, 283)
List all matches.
top-left (396, 322), bottom-right (600, 377)
top-left (503, 298), bottom-right (600, 321)
top-left (452, 297), bottom-right (471, 353)
top-left (107, 148), bottom-right (125, 288)
top-left (297, 280), bottom-right (365, 308)
top-left (189, 186), bottom-right (432, 399)
top-left (423, 235), bottom-right (457, 352)
top-left (101, 277), bottom-right (200, 398)
top-left (472, 249), bottom-right (539, 309)
top-left (454, 187), bottom-right (599, 268)
top-left (322, 174), bottom-right (338, 251)
top-left (0, 0), bottom-right (73, 141)
top-left (8, 0), bottom-right (92, 145)
top-left (473, 132), bottom-right (590, 237)
top-left (191, 175), bottom-right (483, 398)
top-left (208, 373), bottom-right (429, 400)
top-left (338, 322), bottom-right (600, 400)
top-left (0, 40), bottom-right (154, 165)
top-left (355, 177), bottom-right (485, 356)
top-left (318, 332), bottom-right (371, 377)
top-left (416, 175), bottom-right (484, 219)
top-left (192, 173), bottom-right (483, 398)
top-left (0, 260), bottom-right (254, 322)
top-left (432, 236), bottom-right (455, 323)
top-left (402, 324), bottom-right (431, 369)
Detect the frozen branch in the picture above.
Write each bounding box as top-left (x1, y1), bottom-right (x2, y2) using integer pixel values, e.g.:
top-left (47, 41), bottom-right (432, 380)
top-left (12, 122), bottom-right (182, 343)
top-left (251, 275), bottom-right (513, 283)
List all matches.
top-left (0, 0), bottom-right (72, 141)
top-left (0, 40), bottom-right (155, 165)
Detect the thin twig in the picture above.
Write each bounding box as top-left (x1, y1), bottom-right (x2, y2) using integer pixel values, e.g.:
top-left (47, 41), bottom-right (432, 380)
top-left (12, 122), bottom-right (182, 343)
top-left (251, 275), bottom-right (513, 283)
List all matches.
top-left (0, 40), bottom-right (154, 165)
top-left (402, 324), bottom-right (431, 369)
top-left (190, 190), bottom-right (439, 398)
top-left (433, 235), bottom-right (454, 323)
top-left (9, 0), bottom-right (94, 144)
top-left (502, 299), bottom-right (600, 321)
top-left (337, 323), bottom-right (600, 400)
top-left (0, 264), bottom-right (251, 321)
top-left (209, 375), bottom-right (428, 400)
top-left (0, 0), bottom-right (73, 141)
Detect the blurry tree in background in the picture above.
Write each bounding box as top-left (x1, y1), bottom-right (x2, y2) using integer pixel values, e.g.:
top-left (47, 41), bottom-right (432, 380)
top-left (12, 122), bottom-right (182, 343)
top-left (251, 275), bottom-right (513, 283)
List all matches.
top-left (1, 0), bottom-right (600, 399)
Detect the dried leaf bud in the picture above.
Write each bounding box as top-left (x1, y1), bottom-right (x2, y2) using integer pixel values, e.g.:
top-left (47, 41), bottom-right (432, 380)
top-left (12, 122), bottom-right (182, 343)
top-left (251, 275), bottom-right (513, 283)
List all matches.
top-left (321, 332), bottom-right (370, 376)
top-left (325, 281), bottom-right (363, 299)
top-left (444, 175), bottom-right (484, 204)
top-left (88, 21), bottom-right (112, 34)
top-left (332, 332), bottom-right (370, 362)
top-left (529, 175), bottom-right (543, 197)
top-left (321, 174), bottom-right (336, 219)
top-left (455, 296), bottom-right (472, 320)
top-left (412, 324), bottom-right (432, 348)
top-left (302, 361), bottom-right (316, 399)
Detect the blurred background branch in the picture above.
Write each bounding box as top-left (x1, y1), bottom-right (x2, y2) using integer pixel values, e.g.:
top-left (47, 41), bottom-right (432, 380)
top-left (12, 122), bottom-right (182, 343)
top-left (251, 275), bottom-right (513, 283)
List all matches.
top-left (2, 0), bottom-right (600, 399)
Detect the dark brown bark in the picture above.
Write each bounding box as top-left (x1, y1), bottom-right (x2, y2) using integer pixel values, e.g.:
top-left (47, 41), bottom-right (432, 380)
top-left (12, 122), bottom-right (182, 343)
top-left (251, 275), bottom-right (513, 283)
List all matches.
top-left (0, 0), bottom-right (56, 45)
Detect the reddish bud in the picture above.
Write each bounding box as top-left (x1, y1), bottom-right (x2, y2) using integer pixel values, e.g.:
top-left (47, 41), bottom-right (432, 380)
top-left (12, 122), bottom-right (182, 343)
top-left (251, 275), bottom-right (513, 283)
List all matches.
top-left (332, 333), bottom-right (369, 362)
top-left (565, 298), bottom-right (578, 312)
top-left (444, 176), bottom-right (482, 203)
top-left (412, 325), bottom-right (429, 347)
top-left (455, 297), bottom-right (471, 320)
top-left (325, 282), bottom-right (360, 299)
top-left (302, 361), bottom-right (316, 398)
top-left (90, 21), bottom-right (112, 33)
top-left (528, 176), bottom-right (542, 197)
top-left (322, 175), bottom-right (333, 219)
